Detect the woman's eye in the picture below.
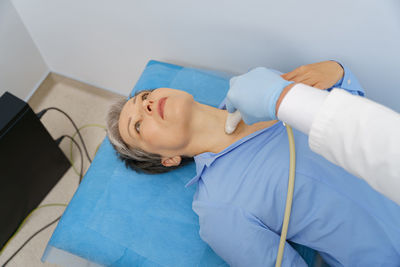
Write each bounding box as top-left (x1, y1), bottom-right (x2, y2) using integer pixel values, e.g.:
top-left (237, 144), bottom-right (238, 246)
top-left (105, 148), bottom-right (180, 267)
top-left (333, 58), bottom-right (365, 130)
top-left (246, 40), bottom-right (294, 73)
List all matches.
top-left (141, 92), bottom-right (150, 101)
top-left (135, 121), bottom-right (141, 133)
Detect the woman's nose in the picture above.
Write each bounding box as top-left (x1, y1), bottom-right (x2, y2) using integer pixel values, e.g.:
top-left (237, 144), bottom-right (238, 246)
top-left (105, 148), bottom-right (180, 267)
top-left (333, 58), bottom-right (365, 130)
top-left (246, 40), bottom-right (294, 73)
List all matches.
top-left (143, 99), bottom-right (154, 115)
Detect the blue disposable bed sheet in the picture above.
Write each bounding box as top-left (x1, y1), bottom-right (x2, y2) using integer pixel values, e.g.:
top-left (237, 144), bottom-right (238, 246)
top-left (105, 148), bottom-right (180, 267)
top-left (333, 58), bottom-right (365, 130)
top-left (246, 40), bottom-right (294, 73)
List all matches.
top-left (42, 60), bottom-right (316, 266)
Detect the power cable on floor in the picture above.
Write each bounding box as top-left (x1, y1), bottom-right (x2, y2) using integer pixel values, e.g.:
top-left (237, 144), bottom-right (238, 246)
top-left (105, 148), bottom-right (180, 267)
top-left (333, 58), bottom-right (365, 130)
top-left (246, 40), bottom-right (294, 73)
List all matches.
top-left (36, 107), bottom-right (93, 163)
top-left (1, 216), bottom-right (61, 267)
top-left (69, 124), bottom-right (106, 176)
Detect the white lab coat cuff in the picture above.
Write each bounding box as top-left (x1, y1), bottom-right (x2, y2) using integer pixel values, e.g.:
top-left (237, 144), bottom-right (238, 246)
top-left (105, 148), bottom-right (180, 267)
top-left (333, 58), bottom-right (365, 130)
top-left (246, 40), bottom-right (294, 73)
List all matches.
top-left (277, 83), bottom-right (329, 135)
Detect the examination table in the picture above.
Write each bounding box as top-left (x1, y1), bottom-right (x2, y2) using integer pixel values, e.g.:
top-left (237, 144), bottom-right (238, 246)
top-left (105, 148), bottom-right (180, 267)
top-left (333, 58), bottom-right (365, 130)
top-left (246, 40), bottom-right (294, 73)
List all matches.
top-left (42, 60), bottom-right (318, 267)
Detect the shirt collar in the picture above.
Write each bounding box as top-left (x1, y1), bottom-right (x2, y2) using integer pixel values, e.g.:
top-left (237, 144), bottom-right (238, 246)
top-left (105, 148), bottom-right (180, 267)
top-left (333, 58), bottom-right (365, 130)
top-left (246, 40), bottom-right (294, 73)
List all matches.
top-left (185, 121), bottom-right (282, 187)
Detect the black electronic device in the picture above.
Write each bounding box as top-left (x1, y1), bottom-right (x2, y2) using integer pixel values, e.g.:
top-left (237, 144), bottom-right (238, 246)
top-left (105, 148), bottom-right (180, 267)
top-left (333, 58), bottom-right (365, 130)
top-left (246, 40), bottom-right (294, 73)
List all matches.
top-left (0, 92), bottom-right (71, 249)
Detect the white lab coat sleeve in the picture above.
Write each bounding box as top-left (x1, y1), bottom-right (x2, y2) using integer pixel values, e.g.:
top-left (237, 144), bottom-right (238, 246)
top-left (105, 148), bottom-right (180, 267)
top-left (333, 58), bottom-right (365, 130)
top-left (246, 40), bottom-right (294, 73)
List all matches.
top-left (277, 83), bottom-right (329, 135)
top-left (278, 85), bottom-right (400, 205)
top-left (308, 89), bottom-right (400, 205)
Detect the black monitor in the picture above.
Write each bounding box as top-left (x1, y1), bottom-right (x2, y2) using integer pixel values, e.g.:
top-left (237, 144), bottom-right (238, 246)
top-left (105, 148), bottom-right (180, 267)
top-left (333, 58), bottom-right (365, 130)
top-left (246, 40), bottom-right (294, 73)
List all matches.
top-left (0, 92), bottom-right (70, 249)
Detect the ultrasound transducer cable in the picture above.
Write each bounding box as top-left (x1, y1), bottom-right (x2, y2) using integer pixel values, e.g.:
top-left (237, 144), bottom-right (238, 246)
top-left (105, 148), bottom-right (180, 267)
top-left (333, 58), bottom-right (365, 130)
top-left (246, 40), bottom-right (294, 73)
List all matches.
top-left (227, 112), bottom-right (297, 266)
top-left (275, 124), bottom-right (296, 267)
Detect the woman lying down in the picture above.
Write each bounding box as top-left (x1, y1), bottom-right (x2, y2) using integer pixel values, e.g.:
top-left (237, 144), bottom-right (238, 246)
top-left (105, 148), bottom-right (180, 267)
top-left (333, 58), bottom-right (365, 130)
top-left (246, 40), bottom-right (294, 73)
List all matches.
top-left (106, 61), bottom-right (400, 266)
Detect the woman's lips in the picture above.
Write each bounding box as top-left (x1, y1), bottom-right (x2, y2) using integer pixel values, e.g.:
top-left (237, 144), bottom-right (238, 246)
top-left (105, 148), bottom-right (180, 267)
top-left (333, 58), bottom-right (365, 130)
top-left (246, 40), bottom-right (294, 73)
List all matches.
top-left (158, 97), bottom-right (167, 119)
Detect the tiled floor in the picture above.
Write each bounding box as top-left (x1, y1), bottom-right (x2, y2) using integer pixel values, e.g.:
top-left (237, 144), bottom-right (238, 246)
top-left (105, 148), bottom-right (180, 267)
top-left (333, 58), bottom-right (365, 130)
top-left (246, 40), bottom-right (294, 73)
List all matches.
top-left (0, 73), bottom-right (122, 267)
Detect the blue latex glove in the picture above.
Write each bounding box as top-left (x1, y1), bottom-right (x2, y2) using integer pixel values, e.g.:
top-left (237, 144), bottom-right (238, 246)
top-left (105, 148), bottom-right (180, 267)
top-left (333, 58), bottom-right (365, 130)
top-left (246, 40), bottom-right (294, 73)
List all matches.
top-left (225, 67), bottom-right (293, 129)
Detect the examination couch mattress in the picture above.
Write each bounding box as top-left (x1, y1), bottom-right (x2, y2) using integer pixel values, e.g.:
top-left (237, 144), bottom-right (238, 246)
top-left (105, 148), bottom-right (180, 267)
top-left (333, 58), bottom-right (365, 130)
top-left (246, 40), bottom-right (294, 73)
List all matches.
top-left (42, 60), bottom-right (317, 267)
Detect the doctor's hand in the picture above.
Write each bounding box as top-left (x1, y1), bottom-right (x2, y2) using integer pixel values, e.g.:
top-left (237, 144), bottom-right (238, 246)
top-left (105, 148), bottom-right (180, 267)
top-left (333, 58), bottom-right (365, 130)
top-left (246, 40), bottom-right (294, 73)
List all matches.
top-left (225, 67), bottom-right (293, 131)
top-left (281, 61), bottom-right (344, 90)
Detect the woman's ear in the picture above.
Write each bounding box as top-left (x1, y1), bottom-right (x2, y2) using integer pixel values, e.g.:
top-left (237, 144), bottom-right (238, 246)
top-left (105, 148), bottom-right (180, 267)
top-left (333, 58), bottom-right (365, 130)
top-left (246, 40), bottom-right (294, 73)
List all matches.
top-left (161, 156), bottom-right (182, 167)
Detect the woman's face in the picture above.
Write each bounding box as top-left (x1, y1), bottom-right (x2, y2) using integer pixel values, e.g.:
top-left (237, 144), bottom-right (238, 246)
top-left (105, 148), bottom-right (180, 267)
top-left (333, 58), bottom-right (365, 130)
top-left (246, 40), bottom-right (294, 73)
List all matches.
top-left (118, 88), bottom-right (195, 157)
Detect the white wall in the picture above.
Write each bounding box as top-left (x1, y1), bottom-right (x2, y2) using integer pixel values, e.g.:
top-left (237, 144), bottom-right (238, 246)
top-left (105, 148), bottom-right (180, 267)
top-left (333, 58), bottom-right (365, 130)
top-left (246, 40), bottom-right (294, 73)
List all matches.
top-left (11, 0), bottom-right (400, 111)
top-left (0, 0), bottom-right (49, 101)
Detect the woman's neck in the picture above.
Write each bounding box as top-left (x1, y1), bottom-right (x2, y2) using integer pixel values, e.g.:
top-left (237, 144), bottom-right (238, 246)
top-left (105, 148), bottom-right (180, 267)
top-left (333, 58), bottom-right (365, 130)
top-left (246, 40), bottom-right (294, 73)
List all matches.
top-left (185, 102), bottom-right (278, 156)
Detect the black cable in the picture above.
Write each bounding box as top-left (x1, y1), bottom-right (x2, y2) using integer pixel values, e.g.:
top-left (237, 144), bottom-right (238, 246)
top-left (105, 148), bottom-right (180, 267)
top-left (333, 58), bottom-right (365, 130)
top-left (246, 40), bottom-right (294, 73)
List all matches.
top-left (1, 135), bottom-right (84, 266)
top-left (1, 216), bottom-right (61, 267)
top-left (37, 107), bottom-right (92, 163)
top-left (56, 135), bottom-right (84, 183)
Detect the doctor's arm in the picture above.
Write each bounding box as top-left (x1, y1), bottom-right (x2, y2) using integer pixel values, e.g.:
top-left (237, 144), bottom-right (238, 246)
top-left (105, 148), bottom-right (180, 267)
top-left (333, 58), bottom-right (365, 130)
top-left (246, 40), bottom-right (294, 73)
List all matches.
top-left (276, 81), bottom-right (400, 205)
top-left (193, 201), bottom-right (307, 267)
top-left (226, 61), bottom-right (400, 205)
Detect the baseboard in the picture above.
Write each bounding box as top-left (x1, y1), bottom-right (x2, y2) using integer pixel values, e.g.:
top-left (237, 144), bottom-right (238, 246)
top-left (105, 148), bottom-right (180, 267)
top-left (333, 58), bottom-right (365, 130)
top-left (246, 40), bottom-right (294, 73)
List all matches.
top-left (51, 71), bottom-right (124, 97)
top-left (24, 69), bottom-right (51, 102)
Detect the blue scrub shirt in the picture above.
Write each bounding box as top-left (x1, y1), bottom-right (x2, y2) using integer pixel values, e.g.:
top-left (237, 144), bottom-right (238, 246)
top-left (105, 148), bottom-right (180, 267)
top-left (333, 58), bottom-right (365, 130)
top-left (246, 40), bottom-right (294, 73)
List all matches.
top-left (185, 66), bottom-right (400, 266)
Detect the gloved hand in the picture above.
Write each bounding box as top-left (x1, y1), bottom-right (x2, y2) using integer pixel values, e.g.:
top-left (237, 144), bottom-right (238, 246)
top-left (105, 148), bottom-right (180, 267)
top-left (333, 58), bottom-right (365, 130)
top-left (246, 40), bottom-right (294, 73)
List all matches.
top-left (225, 67), bottom-right (293, 130)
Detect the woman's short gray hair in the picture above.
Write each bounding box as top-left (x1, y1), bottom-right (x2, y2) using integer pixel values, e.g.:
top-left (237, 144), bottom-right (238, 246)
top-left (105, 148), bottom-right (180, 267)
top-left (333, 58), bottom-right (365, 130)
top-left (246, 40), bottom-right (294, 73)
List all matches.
top-left (106, 92), bottom-right (193, 174)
